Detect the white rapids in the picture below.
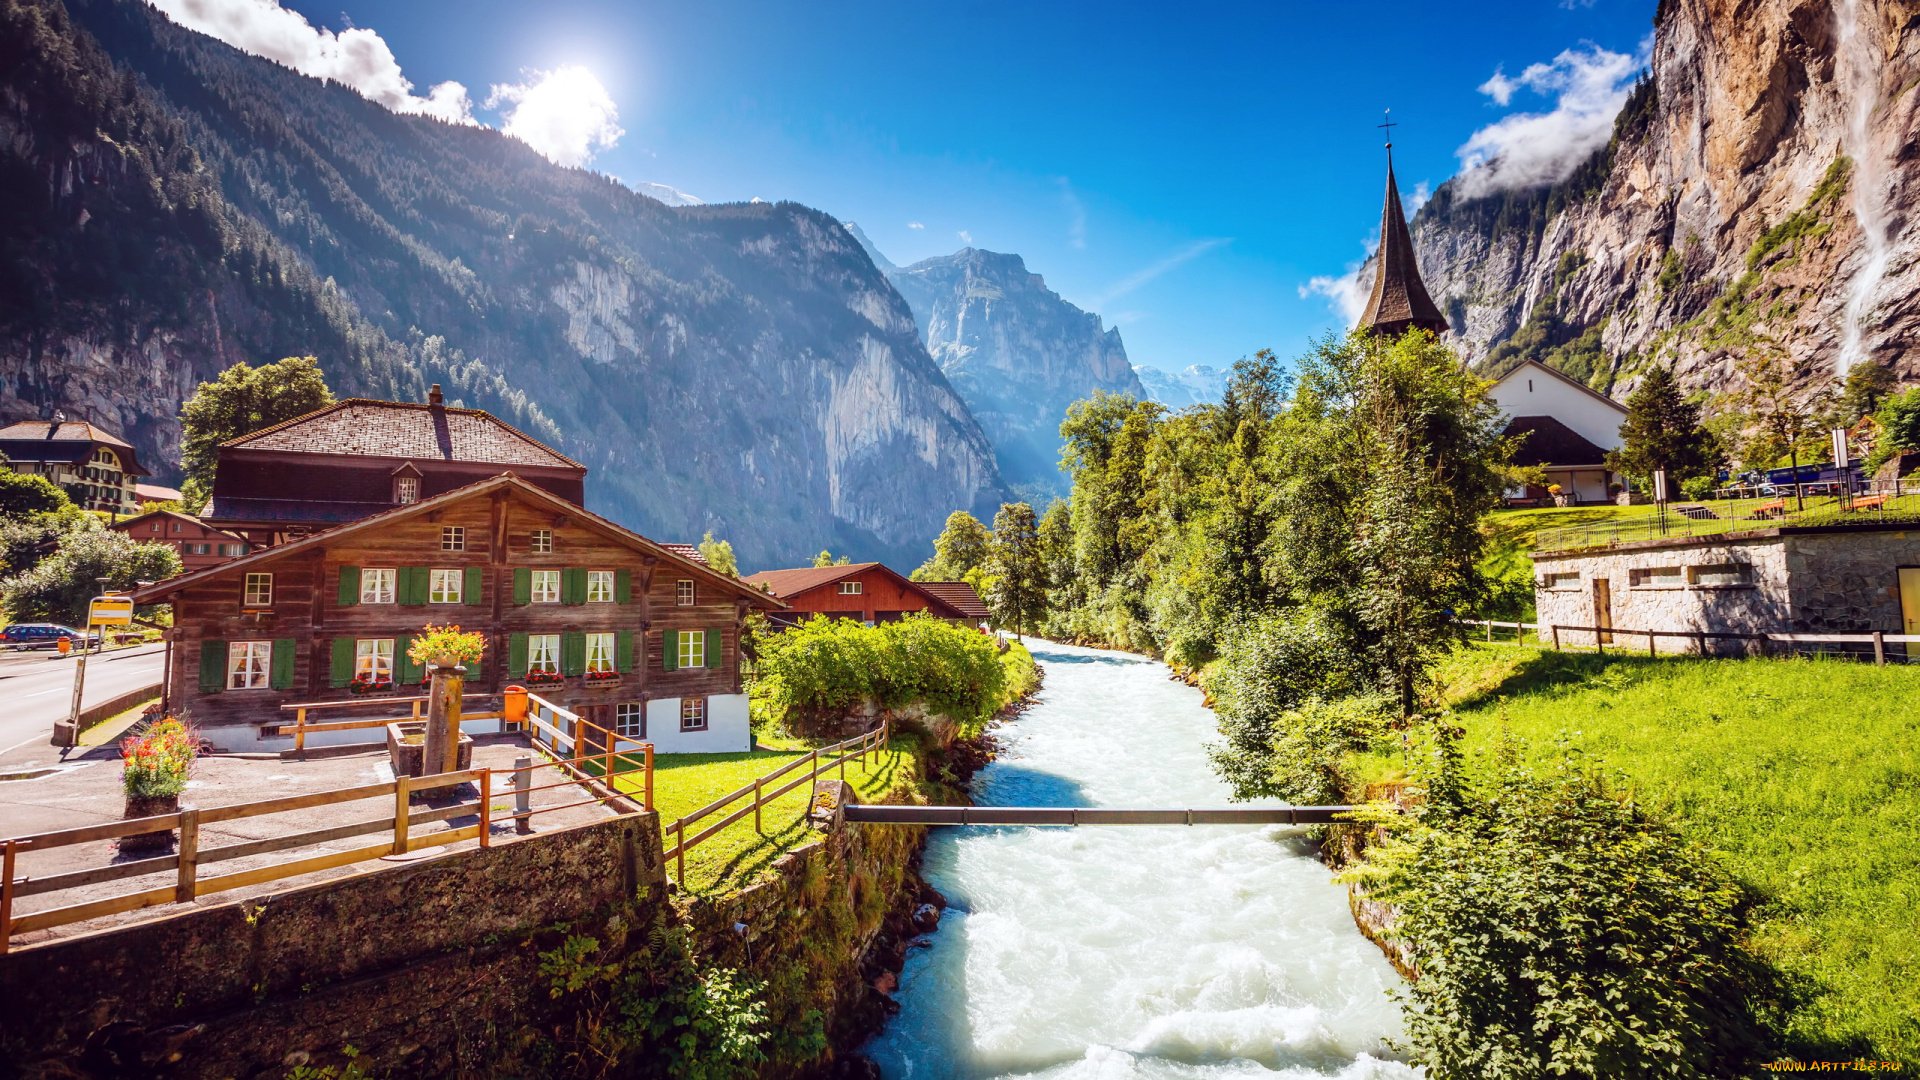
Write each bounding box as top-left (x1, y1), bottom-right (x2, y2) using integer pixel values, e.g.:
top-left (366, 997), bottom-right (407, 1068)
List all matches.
top-left (862, 640), bottom-right (1417, 1079)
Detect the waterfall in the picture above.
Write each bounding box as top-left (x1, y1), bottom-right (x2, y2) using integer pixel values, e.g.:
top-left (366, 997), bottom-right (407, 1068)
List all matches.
top-left (1836, 0), bottom-right (1892, 375)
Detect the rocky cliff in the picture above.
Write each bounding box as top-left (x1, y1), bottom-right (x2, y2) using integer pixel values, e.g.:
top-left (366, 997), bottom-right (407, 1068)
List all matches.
top-left (1408, 0), bottom-right (1920, 403)
top-left (876, 244), bottom-right (1145, 499)
top-left (0, 0), bottom-right (1005, 569)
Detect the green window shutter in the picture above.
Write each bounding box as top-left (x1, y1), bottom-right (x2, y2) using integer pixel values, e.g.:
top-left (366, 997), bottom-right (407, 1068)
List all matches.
top-left (331, 637), bottom-right (355, 688)
top-left (464, 565), bottom-right (484, 605)
top-left (338, 566), bottom-right (361, 607)
top-left (562, 568), bottom-right (585, 605)
top-left (509, 633), bottom-right (529, 678)
top-left (397, 634), bottom-right (422, 684)
top-left (464, 647), bottom-right (482, 681)
top-left (706, 628), bottom-right (723, 669)
top-left (198, 640), bottom-right (228, 693)
top-left (614, 569), bottom-right (631, 604)
top-left (561, 630), bottom-right (586, 676)
top-left (513, 568), bottom-right (531, 606)
top-left (661, 630), bottom-right (679, 672)
top-left (617, 629), bottom-right (635, 673)
top-left (401, 567), bottom-right (428, 606)
top-left (270, 638), bottom-right (296, 689)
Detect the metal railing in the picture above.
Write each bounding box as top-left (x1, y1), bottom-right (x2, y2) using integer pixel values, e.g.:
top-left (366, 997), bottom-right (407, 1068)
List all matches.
top-left (842, 805), bottom-right (1362, 826)
top-left (1543, 623), bottom-right (1920, 665)
top-left (1533, 481), bottom-right (1920, 553)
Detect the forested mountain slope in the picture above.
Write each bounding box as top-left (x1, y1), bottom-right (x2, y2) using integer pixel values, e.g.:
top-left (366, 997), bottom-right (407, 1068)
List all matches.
top-left (0, 0), bottom-right (1005, 568)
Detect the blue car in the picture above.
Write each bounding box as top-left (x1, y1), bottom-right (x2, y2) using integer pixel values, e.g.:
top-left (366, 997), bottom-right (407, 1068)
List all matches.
top-left (2, 623), bottom-right (103, 650)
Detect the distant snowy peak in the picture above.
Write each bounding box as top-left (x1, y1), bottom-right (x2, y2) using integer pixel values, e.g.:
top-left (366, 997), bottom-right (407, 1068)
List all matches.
top-left (631, 181), bottom-right (703, 207)
top-left (1134, 364), bottom-right (1227, 408)
top-left (842, 221), bottom-right (897, 273)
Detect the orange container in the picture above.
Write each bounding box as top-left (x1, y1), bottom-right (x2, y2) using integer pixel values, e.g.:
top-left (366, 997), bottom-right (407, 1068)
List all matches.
top-left (504, 685), bottom-right (529, 726)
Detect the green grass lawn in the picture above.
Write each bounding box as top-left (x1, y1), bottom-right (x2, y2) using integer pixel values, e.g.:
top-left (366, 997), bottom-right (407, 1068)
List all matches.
top-left (608, 732), bottom-right (925, 897)
top-left (1367, 643), bottom-right (1920, 1061)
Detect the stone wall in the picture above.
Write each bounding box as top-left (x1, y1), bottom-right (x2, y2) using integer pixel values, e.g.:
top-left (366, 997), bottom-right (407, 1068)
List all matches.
top-left (1531, 525), bottom-right (1920, 648)
top-left (0, 814), bottom-right (666, 1080)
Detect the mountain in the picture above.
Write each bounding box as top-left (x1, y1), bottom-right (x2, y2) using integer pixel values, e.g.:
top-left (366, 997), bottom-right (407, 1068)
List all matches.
top-left (1402, 0), bottom-right (1920, 403)
top-left (870, 241), bottom-right (1146, 500)
top-left (1134, 363), bottom-right (1228, 409)
top-left (0, 0), bottom-right (1006, 570)
top-left (629, 182), bottom-right (704, 207)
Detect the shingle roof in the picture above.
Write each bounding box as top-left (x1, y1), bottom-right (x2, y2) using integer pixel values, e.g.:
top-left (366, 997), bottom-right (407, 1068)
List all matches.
top-left (0, 419), bottom-right (150, 475)
top-left (223, 400), bottom-right (582, 470)
top-left (1504, 415), bottom-right (1609, 467)
top-left (0, 420), bottom-right (136, 449)
top-left (917, 581), bottom-right (989, 619)
top-left (1360, 157), bottom-right (1449, 338)
top-left (659, 543), bottom-right (710, 565)
top-left (742, 563), bottom-right (883, 596)
top-left (110, 508), bottom-right (246, 542)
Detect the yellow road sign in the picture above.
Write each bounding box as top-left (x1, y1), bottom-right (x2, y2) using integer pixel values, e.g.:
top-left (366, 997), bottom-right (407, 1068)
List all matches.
top-left (88, 595), bottom-right (134, 626)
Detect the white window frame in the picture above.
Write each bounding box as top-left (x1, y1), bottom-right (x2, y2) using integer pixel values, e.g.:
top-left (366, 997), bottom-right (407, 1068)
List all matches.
top-left (585, 632), bottom-right (616, 675)
top-left (227, 641), bottom-right (271, 690)
top-left (530, 529), bottom-right (553, 554)
top-left (396, 476), bottom-right (420, 504)
top-left (243, 573), bottom-right (273, 607)
top-left (614, 702), bottom-right (645, 738)
top-left (838, 580), bottom-right (863, 595)
top-left (677, 629), bottom-right (706, 669)
top-left (676, 579), bottom-right (694, 606)
top-left (362, 568), bottom-right (397, 605)
top-left (355, 638), bottom-right (395, 684)
top-left (430, 568), bottom-right (464, 603)
top-left (531, 569), bottom-right (561, 604)
top-left (527, 633), bottom-right (561, 675)
top-left (587, 570), bottom-right (615, 603)
top-left (680, 696), bottom-right (707, 732)
top-left (442, 526), bottom-right (465, 551)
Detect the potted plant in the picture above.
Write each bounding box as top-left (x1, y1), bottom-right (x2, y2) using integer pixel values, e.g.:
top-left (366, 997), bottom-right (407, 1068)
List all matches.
top-left (584, 669), bottom-right (619, 684)
top-left (393, 625), bottom-right (486, 783)
top-left (348, 672), bottom-right (395, 695)
top-left (526, 669), bottom-right (564, 686)
top-left (1548, 483), bottom-right (1570, 507)
top-left (119, 718), bottom-right (197, 855)
top-left (409, 623), bottom-right (486, 671)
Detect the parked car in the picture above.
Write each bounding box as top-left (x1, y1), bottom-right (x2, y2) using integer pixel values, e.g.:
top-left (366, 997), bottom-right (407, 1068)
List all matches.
top-left (2, 624), bottom-right (103, 650)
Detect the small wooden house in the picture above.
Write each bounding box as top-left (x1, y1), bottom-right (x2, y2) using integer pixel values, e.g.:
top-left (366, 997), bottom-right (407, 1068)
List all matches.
top-left (742, 563), bottom-right (971, 627)
top-left (915, 581), bottom-right (990, 624)
top-left (132, 474), bottom-right (783, 753)
top-left (110, 509), bottom-right (251, 571)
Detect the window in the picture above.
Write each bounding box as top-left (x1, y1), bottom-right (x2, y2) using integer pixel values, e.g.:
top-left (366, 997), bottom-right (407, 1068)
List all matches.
top-left (839, 581), bottom-right (863, 595)
top-left (1690, 563), bottom-right (1753, 587)
top-left (530, 529), bottom-right (553, 554)
top-left (680, 697), bottom-right (707, 732)
top-left (1539, 572), bottom-right (1580, 591)
top-left (186, 543), bottom-right (212, 555)
top-left (615, 702), bottom-right (645, 738)
top-left (442, 526), bottom-right (465, 551)
top-left (677, 629), bottom-right (706, 669)
top-left (220, 543), bottom-right (247, 557)
top-left (149, 523), bottom-right (160, 534)
top-left (243, 573), bottom-right (273, 607)
top-left (396, 476), bottom-right (420, 504)
top-left (677, 579), bottom-right (695, 606)
top-left (587, 570), bottom-right (615, 603)
top-left (430, 568), bottom-right (464, 603)
top-left (586, 632), bottom-right (616, 675)
top-left (1628, 566), bottom-right (1684, 589)
top-left (355, 639), bottom-right (395, 685)
top-left (531, 569), bottom-right (561, 603)
top-left (171, 522), bottom-right (181, 534)
top-left (527, 633), bottom-right (560, 675)
top-left (362, 568), bottom-right (397, 604)
top-left (227, 641), bottom-right (271, 690)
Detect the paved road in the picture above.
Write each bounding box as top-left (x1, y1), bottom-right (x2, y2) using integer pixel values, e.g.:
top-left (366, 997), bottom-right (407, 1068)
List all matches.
top-left (0, 643), bottom-right (165, 754)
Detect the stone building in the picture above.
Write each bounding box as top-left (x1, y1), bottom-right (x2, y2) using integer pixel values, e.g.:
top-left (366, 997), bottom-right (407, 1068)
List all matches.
top-left (1531, 522), bottom-right (1920, 651)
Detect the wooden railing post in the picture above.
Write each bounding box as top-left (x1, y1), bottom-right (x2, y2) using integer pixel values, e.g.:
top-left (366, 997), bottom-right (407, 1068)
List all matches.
top-left (1, 839), bottom-right (15, 955)
top-left (478, 770), bottom-right (492, 849)
top-left (294, 708), bottom-right (307, 755)
top-left (1874, 631), bottom-right (1887, 667)
top-left (392, 775), bottom-right (412, 855)
top-left (753, 774), bottom-right (763, 833)
top-left (514, 755), bottom-right (533, 834)
top-left (1551, 625), bottom-right (1561, 651)
top-left (676, 818), bottom-right (685, 884)
top-left (1648, 629), bottom-right (1657, 657)
top-left (643, 745), bottom-right (654, 813)
top-left (175, 808), bottom-right (200, 902)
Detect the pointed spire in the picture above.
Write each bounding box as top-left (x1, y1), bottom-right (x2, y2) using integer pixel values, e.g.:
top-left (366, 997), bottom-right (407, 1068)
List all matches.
top-left (1359, 148), bottom-right (1449, 338)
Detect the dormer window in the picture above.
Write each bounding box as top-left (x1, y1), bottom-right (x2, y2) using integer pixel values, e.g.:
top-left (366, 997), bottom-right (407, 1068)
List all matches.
top-left (396, 476), bottom-right (420, 504)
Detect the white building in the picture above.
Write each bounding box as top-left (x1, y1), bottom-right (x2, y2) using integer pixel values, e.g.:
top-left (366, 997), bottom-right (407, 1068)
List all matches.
top-left (1488, 361), bottom-right (1629, 505)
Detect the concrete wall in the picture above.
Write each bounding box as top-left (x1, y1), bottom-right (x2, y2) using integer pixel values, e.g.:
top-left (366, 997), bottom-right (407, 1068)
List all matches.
top-left (1532, 526), bottom-right (1920, 647)
top-left (0, 814), bottom-right (665, 1079)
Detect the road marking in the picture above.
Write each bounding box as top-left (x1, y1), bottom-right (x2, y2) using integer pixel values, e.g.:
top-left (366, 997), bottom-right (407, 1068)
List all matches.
top-left (24, 688), bottom-right (65, 697)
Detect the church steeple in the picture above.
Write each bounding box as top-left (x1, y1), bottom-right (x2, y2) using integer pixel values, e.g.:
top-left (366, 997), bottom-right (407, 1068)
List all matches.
top-left (1359, 141), bottom-right (1449, 339)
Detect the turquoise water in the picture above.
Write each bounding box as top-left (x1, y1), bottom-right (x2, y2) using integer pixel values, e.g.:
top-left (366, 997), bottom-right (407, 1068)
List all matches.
top-left (862, 640), bottom-right (1417, 1079)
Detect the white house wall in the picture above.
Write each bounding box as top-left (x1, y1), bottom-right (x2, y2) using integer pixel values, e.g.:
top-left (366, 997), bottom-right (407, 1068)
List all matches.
top-left (646, 693), bottom-right (752, 754)
top-left (1490, 364), bottom-right (1627, 451)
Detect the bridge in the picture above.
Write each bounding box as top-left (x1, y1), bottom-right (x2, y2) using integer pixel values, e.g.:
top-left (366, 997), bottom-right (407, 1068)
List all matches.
top-left (839, 805), bottom-right (1364, 826)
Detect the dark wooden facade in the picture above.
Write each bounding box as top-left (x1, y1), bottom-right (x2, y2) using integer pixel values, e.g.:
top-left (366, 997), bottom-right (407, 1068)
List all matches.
top-left (134, 476), bottom-right (781, 739)
top-left (742, 563), bottom-right (969, 626)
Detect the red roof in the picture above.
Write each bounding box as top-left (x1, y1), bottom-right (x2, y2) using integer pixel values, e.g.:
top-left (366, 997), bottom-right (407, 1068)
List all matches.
top-left (741, 562), bottom-right (970, 619)
top-left (916, 581), bottom-right (989, 619)
top-left (659, 543), bottom-right (709, 565)
top-left (223, 399), bottom-right (582, 470)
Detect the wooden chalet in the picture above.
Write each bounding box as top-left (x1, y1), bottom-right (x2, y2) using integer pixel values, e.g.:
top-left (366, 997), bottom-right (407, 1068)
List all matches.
top-left (205, 385), bottom-right (586, 547)
top-left (915, 581), bottom-right (990, 624)
top-left (132, 474), bottom-right (784, 754)
top-left (742, 563), bottom-right (972, 627)
top-left (0, 416), bottom-right (151, 516)
top-left (111, 509), bottom-right (251, 571)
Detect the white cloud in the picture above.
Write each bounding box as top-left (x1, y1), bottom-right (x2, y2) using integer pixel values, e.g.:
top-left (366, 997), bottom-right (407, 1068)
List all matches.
top-left (146, 0), bottom-right (474, 123)
top-left (1299, 237), bottom-right (1378, 327)
top-left (1405, 180), bottom-right (1432, 216)
top-left (1090, 238), bottom-right (1230, 308)
top-left (958, 230), bottom-right (973, 245)
top-left (1454, 40), bottom-right (1649, 198)
top-left (1059, 178), bottom-right (1087, 249)
top-left (486, 66), bottom-right (623, 167)
top-left (630, 182), bottom-right (703, 207)
top-left (907, 221), bottom-right (925, 229)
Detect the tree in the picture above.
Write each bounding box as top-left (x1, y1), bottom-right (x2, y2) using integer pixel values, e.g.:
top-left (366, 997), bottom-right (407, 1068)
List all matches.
top-left (698, 532), bottom-right (739, 577)
top-left (1865, 386), bottom-right (1920, 474)
top-left (911, 511), bottom-right (991, 581)
top-left (2, 527), bottom-right (182, 624)
top-left (1734, 343), bottom-right (1829, 505)
top-left (811, 550), bottom-right (850, 568)
top-left (179, 357), bottom-right (335, 506)
top-left (1604, 365), bottom-right (1716, 482)
top-left (1835, 362), bottom-right (1897, 426)
top-left (0, 470), bottom-right (71, 519)
top-left (986, 502), bottom-right (1046, 636)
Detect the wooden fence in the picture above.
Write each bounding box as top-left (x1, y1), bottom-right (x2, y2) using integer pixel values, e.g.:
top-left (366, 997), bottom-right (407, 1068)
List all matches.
top-left (660, 722), bottom-right (891, 884)
top-left (1457, 618), bottom-right (1919, 665)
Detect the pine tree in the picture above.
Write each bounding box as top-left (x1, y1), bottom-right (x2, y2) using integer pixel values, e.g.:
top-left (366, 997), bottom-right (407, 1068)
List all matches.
top-left (1605, 365), bottom-right (1716, 482)
top-left (911, 511), bottom-right (991, 581)
top-left (987, 502), bottom-right (1046, 636)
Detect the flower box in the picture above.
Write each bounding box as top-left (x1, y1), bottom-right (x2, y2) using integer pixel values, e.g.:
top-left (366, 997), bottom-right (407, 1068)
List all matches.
top-left (524, 671), bottom-right (564, 686)
top-left (584, 670), bottom-right (621, 684)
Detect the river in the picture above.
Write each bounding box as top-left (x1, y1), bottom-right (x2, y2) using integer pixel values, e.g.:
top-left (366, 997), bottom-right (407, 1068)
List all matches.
top-left (863, 640), bottom-right (1417, 1079)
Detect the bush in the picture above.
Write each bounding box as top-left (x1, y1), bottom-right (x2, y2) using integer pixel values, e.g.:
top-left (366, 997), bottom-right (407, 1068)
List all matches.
top-left (1680, 474), bottom-right (1719, 501)
top-left (1264, 693), bottom-right (1395, 805)
top-left (1205, 610), bottom-right (1377, 800)
top-left (755, 615), bottom-right (1008, 736)
top-left (122, 717), bottom-right (197, 798)
top-left (1348, 733), bottom-right (1780, 1079)
top-left (0, 470), bottom-right (71, 518)
top-left (2, 525), bottom-right (181, 623)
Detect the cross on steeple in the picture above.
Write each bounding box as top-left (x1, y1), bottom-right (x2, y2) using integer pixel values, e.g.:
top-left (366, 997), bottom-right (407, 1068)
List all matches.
top-left (1377, 109), bottom-right (1396, 149)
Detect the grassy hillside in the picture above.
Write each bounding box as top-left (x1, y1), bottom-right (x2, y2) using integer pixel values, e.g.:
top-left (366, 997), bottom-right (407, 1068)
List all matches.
top-left (1360, 644), bottom-right (1920, 1060)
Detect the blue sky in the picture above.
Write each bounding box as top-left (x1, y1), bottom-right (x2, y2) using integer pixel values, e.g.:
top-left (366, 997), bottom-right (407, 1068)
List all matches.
top-left (181, 0), bottom-right (1657, 374)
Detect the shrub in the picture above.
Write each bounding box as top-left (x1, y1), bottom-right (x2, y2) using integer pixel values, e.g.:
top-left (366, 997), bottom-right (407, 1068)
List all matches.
top-left (1264, 692), bottom-right (1395, 805)
top-left (121, 717), bottom-right (197, 798)
top-left (1680, 474), bottom-right (1719, 501)
top-left (1205, 610), bottom-right (1377, 800)
top-left (2, 525), bottom-right (181, 624)
top-left (755, 614), bottom-right (1007, 735)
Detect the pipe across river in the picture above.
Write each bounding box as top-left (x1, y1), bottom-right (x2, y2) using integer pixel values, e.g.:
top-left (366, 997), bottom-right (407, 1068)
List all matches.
top-left (863, 640), bottom-right (1416, 1079)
